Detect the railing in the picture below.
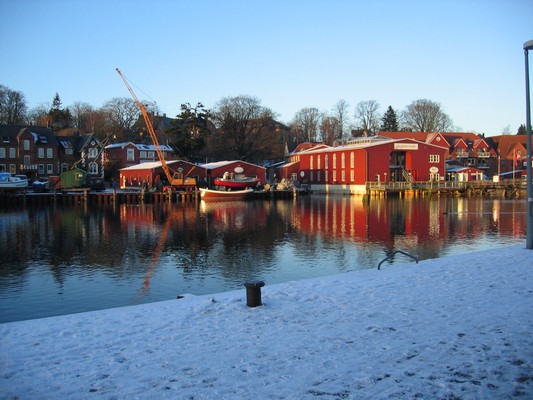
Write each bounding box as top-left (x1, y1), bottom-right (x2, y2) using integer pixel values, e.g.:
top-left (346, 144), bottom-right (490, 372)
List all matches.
top-left (366, 179), bottom-right (526, 191)
top-left (477, 152), bottom-right (491, 158)
top-left (378, 250), bottom-right (418, 270)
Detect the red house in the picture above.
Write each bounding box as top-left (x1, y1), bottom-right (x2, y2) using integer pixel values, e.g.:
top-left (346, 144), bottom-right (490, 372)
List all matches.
top-left (201, 160), bottom-right (267, 188)
top-left (277, 136), bottom-right (447, 195)
top-left (119, 160), bottom-right (202, 189)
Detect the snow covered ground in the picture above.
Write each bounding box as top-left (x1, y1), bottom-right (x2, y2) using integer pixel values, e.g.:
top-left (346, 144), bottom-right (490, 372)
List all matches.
top-left (1, 244), bottom-right (532, 399)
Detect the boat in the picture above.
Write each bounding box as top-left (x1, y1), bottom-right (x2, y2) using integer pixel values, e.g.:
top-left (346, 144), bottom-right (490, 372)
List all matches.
top-left (213, 167), bottom-right (259, 189)
top-left (199, 187), bottom-right (254, 201)
top-left (0, 172), bottom-right (28, 190)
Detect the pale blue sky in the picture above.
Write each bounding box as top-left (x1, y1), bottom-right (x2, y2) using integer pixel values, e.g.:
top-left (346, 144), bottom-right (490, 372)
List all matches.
top-left (1, 0), bottom-right (532, 135)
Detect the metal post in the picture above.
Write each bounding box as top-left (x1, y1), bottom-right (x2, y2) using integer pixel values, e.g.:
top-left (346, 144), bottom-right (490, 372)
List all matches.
top-left (524, 40), bottom-right (533, 249)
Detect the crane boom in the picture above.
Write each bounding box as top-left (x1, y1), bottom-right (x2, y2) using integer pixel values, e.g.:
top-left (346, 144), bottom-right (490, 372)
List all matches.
top-left (116, 68), bottom-right (196, 189)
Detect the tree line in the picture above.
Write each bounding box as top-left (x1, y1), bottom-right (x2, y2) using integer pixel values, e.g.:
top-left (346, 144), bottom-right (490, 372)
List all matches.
top-left (0, 84), bottom-right (526, 165)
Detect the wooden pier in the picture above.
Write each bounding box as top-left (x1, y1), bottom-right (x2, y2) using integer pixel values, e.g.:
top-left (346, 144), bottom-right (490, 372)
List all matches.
top-left (0, 188), bottom-right (299, 207)
top-left (366, 179), bottom-right (527, 198)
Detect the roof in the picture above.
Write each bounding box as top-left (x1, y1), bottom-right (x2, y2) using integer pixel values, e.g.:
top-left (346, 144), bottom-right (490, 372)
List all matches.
top-left (120, 160), bottom-right (184, 171)
top-left (200, 160), bottom-right (266, 171)
top-left (105, 142), bottom-right (173, 151)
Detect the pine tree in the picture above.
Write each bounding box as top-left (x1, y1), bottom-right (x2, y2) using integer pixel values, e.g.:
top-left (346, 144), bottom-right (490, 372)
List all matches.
top-left (517, 124), bottom-right (526, 135)
top-left (380, 106), bottom-right (399, 132)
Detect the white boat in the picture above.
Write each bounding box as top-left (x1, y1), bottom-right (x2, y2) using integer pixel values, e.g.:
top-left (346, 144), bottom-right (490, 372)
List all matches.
top-left (0, 173), bottom-right (28, 190)
top-left (199, 187), bottom-right (254, 201)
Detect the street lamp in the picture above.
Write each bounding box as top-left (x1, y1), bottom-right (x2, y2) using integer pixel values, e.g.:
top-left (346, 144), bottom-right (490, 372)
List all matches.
top-left (524, 40), bottom-right (533, 249)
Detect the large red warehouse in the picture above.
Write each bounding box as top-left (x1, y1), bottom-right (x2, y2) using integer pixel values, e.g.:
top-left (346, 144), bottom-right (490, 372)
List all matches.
top-left (277, 136), bottom-right (447, 195)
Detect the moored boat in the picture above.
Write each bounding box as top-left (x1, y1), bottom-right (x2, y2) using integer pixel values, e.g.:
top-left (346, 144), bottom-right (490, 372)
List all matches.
top-left (0, 173), bottom-right (28, 190)
top-left (213, 167), bottom-right (259, 189)
top-left (199, 187), bottom-right (254, 201)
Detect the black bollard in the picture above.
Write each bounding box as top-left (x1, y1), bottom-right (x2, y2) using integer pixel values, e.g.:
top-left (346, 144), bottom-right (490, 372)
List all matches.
top-left (244, 281), bottom-right (265, 307)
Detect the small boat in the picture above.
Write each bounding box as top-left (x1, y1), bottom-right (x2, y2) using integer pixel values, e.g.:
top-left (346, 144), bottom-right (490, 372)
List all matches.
top-left (213, 167), bottom-right (259, 189)
top-left (199, 187), bottom-right (254, 201)
top-left (0, 173), bottom-right (28, 190)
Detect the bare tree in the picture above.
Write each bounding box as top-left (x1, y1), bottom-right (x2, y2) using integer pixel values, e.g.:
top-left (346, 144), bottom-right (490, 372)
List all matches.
top-left (291, 107), bottom-right (322, 143)
top-left (320, 116), bottom-right (340, 145)
top-left (28, 104), bottom-right (50, 126)
top-left (0, 85), bottom-right (27, 124)
top-left (101, 97), bottom-right (140, 140)
top-left (401, 99), bottom-right (453, 132)
top-left (70, 102), bottom-right (95, 131)
top-left (211, 95), bottom-right (277, 162)
top-left (354, 100), bottom-right (381, 135)
top-left (332, 99), bottom-right (350, 140)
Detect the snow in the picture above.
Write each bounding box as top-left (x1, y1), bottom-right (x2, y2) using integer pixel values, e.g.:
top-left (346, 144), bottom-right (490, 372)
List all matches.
top-left (1, 245), bottom-right (532, 399)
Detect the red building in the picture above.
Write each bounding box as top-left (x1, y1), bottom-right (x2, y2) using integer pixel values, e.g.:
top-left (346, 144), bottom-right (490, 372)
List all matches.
top-left (119, 159), bottom-right (266, 189)
top-left (202, 160), bottom-right (267, 187)
top-left (277, 136), bottom-right (447, 195)
top-left (119, 160), bottom-right (202, 189)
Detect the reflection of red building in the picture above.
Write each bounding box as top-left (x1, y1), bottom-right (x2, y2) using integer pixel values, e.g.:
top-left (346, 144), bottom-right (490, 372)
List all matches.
top-left (278, 137), bottom-right (447, 195)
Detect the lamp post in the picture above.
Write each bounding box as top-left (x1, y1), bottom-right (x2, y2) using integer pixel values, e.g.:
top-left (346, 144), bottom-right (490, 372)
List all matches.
top-left (524, 40), bottom-right (533, 249)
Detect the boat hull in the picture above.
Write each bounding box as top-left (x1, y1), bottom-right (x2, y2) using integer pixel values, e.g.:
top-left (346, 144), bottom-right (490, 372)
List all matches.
top-left (199, 188), bottom-right (254, 201)
top-left (213, 178), bottom-right (258, 189)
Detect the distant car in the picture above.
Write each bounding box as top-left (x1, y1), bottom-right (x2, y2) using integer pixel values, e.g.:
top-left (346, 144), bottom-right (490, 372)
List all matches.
top-left (32, 179), bottom-right (49, 192)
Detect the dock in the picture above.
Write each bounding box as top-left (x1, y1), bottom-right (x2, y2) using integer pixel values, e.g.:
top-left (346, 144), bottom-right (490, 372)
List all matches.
top-left (0, 188), bottom-right (299, 207)
top-left (366, 179), bottom-right (527, 198)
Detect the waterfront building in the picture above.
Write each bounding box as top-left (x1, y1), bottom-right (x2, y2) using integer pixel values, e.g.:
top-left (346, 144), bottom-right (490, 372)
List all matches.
top-left (277, 136), bottom-right (447, 195)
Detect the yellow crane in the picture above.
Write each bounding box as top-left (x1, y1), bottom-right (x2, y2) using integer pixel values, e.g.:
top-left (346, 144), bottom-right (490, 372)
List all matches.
top-left (116, 68), bottom-right (196, 189)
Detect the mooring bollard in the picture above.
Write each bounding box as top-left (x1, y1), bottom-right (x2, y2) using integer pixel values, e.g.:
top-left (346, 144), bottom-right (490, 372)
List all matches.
top-left (244, 281), bottom-right (265, 307)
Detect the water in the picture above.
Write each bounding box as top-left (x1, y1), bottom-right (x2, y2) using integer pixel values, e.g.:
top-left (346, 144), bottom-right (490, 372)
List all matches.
top-left (0, 195), bottom-right (526, 323)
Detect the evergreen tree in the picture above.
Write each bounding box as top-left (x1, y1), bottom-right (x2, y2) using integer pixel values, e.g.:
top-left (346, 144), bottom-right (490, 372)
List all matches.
top-left (380, 106), bottom-right (399, 132)
top-left (48, 93), bottom-right (72, 130)
top-left (517, 124), bottom-right (527, 135)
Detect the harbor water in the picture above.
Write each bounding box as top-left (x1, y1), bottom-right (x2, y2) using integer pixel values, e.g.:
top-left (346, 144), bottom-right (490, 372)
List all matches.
top-left (0, 195), bottom-right (526, 323)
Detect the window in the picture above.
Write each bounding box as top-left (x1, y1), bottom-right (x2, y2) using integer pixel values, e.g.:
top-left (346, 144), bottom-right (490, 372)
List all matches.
top-left (333, 170), bottom-right (337, 182)
top-left (24, 155), bottom-right (30, 165)
top-left (89, 162), bottom-right (98, 174)
top-left (341, 153), bottom-right (345, 168)
top-left (350, 152), bottom-right (355, 168)
top-left (47, 164), bottom-right (53, 174)
top-left (38, 148), bottom-right (44, 158)
top-left (61, 163), bottom-right (69, 172)
top-left (291, 173), bottom-right (297, 181)
top-left (127, 149), bottom-right (135, 161)
top-left (148, 151), bottom-right (155, 159)
top-left (317, 170), bottom-right (321, 182)
top-left (0, 148), bottom-right (5, 158)
top-left (88, 148), bottom-right (98, 158)
top-left (38, 164), bottom-right (44, 174)
top-left (341, 170), bottom-right (345, 181)
top-left (317, 155), bottom-right (321, 170)
top-left (9, 164), bottom-right (15, 174)
top-left (47, 148), bottom-right (53, 158)
top-left (310, 171), bottom-right (314, 181)
top-left (66, 148), bottom-right (73, 155)
top-left (9, 148), bottom-right (15, 158)
top-left (350, 170), bottom-right (355, 181)
top-left (429, 155), bottom-right (440, 163)
top-left (325, 155), bottom-right (329, 169)
top-left (140, 151), bottom-right (147, 159)
top-left (24, 140), bottom-right (30, 150)
top-left (333, 154), bottom-right (337, 169)
top-left (310, 155), bottom-right (314, 170)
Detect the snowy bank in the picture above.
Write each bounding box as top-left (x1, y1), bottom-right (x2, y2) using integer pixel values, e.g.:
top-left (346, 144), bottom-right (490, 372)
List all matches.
top-left (1, 245), bottom-right (532, 399)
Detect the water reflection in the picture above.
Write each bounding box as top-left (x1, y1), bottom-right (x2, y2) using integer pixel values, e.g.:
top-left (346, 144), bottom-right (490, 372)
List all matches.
top-left (0, 196), bottom-right (526, 323)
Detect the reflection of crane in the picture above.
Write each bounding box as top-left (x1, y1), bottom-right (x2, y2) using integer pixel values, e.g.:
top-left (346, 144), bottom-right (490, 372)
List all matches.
top-left (116, 68), bottom-right (196, 189)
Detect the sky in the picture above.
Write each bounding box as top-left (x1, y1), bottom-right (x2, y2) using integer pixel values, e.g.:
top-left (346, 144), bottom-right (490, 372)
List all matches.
top-left (1, 0), bottom-right (532, 136)
top-left (1, 244), bottom-right (531, 398)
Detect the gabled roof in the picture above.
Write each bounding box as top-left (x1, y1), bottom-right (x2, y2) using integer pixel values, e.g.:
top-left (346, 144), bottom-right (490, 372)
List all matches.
top-left (488, 135), bottom-right (528, 158)
top-left (105, 142), bottom-right (174, 151)
top-left (291, 142), bottom-right (325, 154)
top-left (0, 125), bottom-right (57, 145)
top-left (120, 160), bottom-right (192, 171)
top-left (201, 160), bottom-right (265, 171)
